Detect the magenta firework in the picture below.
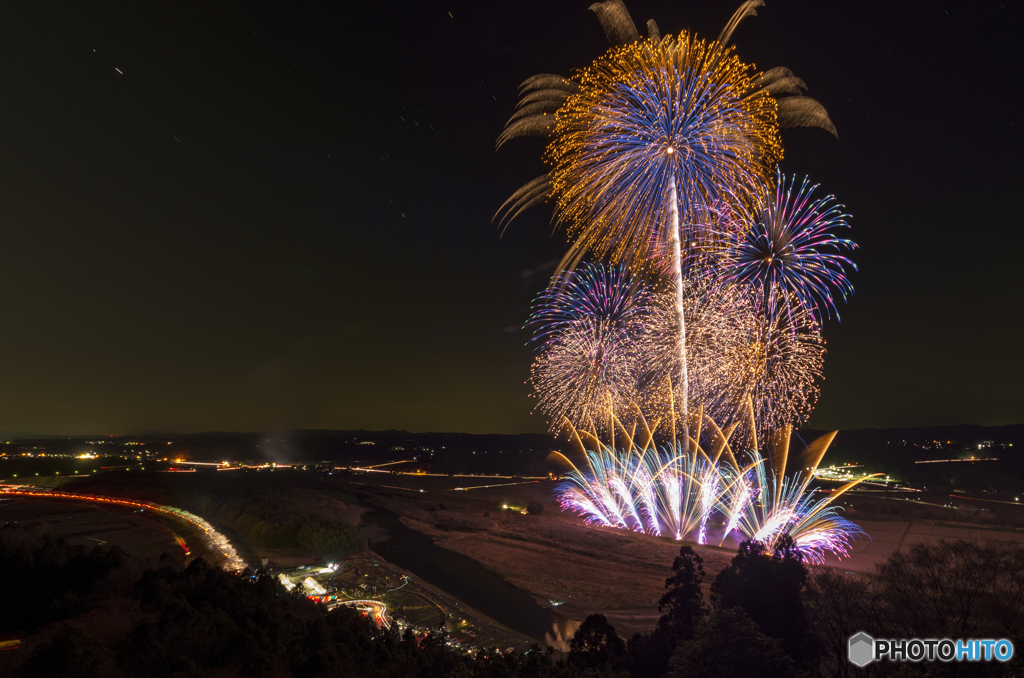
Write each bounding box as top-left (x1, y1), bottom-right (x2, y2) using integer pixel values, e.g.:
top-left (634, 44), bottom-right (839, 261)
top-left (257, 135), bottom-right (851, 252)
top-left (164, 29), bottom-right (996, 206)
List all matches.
top-left (553, 415), bottom-right (868, 562)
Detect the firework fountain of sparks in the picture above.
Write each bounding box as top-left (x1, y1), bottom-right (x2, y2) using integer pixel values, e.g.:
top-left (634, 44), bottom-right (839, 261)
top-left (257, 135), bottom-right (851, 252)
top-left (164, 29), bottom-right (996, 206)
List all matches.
top-left (552, 416), bottom-right (714, 541)
top-left (496, 2), bottom-right (860, 563)
top-left (552, 406), bottom-right (872, 562)
top-left (717, 421), bottom-right (877, 563)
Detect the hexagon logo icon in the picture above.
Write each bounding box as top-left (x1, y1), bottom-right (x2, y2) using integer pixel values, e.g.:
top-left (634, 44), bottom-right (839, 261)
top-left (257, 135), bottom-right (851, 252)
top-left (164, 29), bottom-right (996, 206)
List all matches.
top-left (848, 632), bottom-right (875, 667)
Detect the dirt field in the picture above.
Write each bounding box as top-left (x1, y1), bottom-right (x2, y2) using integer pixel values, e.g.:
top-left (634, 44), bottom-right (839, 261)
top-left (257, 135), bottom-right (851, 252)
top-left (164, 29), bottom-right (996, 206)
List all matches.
top-left (0, 495), bottom-right (191, 561)
top-left (820, 490), bottom-right (1024, 572)
top-left (349, 478), bottom-right (736, 637)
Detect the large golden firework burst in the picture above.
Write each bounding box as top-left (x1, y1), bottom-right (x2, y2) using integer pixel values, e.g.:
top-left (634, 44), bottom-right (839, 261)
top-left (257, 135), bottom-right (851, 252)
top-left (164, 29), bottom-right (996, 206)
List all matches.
top-left (545, 33), bottom-right (783, 272)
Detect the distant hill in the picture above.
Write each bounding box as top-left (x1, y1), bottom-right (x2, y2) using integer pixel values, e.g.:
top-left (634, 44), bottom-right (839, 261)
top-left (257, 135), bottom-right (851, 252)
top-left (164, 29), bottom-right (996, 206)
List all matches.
top-left (3, 424), bottom-right (1021, 487)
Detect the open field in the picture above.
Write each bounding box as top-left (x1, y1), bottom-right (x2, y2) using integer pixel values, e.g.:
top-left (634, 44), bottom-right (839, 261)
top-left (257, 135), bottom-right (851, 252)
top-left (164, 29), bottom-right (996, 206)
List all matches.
top-left (819, 490), bottom-right (1024, 572)
top-left (15, 468), bottom-right (1024, 645)
top-left (0, 495), bottom-right (191, 561)
top-left (329, 473), bottom-right (1024, 638)
top-left (335, 475), bottom-right (736, 637)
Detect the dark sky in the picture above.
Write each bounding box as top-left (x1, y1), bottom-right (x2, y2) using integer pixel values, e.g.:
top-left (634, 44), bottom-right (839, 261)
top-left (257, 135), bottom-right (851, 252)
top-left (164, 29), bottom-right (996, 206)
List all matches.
top-left (0, 0), bottom-right (1020, 435)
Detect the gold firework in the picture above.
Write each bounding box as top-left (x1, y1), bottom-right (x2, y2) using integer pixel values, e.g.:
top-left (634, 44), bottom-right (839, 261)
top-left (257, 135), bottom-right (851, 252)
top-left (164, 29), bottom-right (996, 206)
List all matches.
top-left (545, 32), bottom-right (782, 272)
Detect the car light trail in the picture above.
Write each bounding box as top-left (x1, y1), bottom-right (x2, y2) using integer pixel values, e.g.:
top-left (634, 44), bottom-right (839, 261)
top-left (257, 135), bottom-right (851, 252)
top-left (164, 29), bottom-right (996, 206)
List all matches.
top-left (336, 599), bottom-right (391, 629)
top-left (451, 480), bottom-right (540, 491)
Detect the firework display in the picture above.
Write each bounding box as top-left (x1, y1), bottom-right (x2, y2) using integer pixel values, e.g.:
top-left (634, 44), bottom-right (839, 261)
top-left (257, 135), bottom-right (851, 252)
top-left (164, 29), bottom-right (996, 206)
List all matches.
top-left (526, 264), bottom-right (655, 429)
top-left (545, 32), bottom-right (780, 270)
top-left (552, 416), bottom-right (713, 542)
top-left (639, 279), bottom-right (757, 429)
top-left (553, 410), bottom-right (871, 561)
top-left (720, 427), bottom-right (873, 563)
top-left (718, 168), bottom-right (858, 322)
top-left (530, 271), bottom-right (825, 443)
top-left (497, 2), bottom-right (862, 561)
top-left (732, 295), bottom-right (826, 439)
top-left (527, 268), bottom-right (826, 441)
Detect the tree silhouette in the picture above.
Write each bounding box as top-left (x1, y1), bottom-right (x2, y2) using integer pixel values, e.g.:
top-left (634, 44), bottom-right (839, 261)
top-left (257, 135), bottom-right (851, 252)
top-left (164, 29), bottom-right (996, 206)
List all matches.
top-left (668, 607), bottom-right (795, 678)
top-left (711, 537), bottom-right (812, 665)
top-left (568, 614), bottom-right (625, 670)
top-left (657, 544), bottom-right (708, 639)
top-left (627, 545), bottom-right (708, 678)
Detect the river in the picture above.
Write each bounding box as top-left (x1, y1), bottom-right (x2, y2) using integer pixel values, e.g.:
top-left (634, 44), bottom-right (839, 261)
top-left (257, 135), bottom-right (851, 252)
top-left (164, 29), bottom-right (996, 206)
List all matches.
top-left (360, 505), bottom-right (570, 643)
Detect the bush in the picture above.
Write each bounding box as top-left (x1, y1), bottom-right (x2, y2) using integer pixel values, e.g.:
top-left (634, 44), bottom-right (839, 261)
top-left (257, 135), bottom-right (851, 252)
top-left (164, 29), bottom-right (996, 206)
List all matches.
top-left (527, 501), bottom-right (544, 515)
top-left (668, 608), bottom-right (795, 678)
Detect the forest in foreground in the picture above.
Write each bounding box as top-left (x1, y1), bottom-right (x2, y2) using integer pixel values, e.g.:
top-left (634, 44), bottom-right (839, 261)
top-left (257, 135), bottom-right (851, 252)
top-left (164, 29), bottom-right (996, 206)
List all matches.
top-left (1, 522), bottom-right (1022, 677)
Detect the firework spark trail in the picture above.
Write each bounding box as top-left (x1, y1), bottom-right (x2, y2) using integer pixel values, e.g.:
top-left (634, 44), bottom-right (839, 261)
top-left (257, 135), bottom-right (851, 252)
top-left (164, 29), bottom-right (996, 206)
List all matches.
top-left (753, 506), bottom-right (796, 543)
top-left (667, 174), bottom-right (689, 449)
top-left (547, 35), bottom-right (781, 266)
top-left (527, 263), bottom-right (653, 346)
top-left (721, 474), bottom-right (751, 542)
top-left (729, 296), bottom-right (825, 442)
top-left (697, 464), bottom-right (719, 545)
top-left (637, 281), bottom-right (822, 444)
top-left (633, 459), bottom-right (661, 534)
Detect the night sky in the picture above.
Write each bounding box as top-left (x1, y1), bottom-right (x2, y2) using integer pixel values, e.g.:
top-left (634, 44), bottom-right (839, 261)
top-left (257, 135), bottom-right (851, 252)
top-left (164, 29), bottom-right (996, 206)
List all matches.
top-left (0, 0), bottom-right (1020, 436)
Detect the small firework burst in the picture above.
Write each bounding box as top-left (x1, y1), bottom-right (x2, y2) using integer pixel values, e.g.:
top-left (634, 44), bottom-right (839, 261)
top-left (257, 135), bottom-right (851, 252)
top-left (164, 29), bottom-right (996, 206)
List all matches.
top-left (719, 168), bottom-right (857, 322)
top-left (526, 264), bottom-right (654, 430)
top-left (736, 296), bottom-right (825, 437)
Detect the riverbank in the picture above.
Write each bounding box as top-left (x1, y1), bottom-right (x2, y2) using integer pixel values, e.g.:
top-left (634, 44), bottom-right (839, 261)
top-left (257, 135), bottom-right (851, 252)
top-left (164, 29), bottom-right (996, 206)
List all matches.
top-left (348, 478), bottom-right (739, 638)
